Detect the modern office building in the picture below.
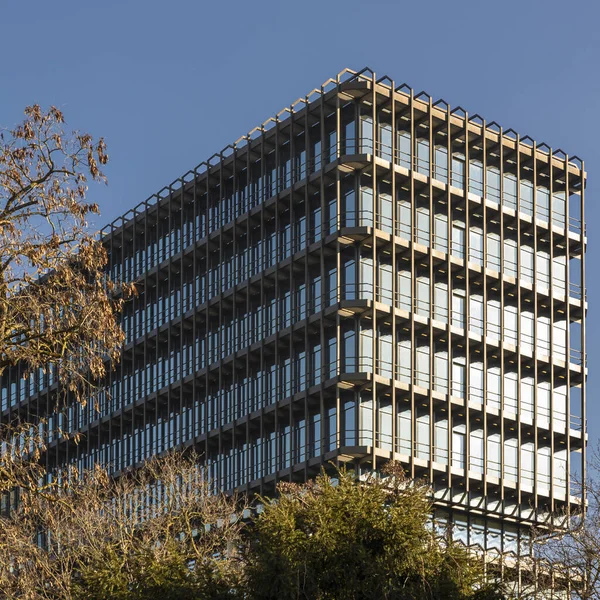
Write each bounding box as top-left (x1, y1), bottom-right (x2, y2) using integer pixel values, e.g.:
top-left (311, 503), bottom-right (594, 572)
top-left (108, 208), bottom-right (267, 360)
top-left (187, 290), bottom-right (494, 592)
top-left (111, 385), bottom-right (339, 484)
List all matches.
top-left (1, 68), bottom-right (587, 563)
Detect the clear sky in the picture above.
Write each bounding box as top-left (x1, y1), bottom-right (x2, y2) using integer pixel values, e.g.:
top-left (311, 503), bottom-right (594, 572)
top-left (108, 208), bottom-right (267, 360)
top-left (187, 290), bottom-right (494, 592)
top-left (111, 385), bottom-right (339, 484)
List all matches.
top-left (1, 0), bottom-right (598, 441)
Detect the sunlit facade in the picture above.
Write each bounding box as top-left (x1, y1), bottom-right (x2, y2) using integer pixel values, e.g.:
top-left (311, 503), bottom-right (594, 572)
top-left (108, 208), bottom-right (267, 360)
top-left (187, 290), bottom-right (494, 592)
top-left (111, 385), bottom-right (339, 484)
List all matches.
top-left (1, 69), bottom-right (587, 566)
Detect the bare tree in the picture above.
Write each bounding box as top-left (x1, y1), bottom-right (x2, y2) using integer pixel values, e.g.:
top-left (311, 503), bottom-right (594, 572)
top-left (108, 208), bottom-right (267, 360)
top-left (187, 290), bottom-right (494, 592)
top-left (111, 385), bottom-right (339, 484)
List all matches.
top-left (0, 105), bottom-right (132, 405)
top-left (532, 449), bottom-right (600, 599)
top-left (0, 450), bottom-right (245, 600)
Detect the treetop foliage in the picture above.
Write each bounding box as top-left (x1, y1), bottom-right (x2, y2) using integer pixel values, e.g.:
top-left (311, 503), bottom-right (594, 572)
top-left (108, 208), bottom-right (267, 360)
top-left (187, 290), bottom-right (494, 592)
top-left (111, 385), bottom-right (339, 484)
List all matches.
top-left (0, 105), bottom-right (133, 406)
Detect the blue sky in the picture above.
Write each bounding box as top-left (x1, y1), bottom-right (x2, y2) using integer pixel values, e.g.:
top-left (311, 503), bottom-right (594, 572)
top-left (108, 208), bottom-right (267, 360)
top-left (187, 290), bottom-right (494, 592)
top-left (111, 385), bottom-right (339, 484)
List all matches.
top-left (2, 0), bottom-right (598, 442)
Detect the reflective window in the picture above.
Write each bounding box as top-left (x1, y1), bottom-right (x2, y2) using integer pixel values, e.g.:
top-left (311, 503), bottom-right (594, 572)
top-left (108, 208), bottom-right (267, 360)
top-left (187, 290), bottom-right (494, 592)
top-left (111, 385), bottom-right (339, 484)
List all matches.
top-left (503, 238), bottom-right (518, 277)
top-left (416, 413), bottom-right (430, 460)
top-left (469, 160), bottom-right (483, 196)
top-left (434, 417), bottom-right (448, 464)
top-left (470, 430), bottom-right (484, 474)
top-left (469, 227), bottom-right (484, 265)
top-left (452, 291), bottom-right (466, 329)
top-left (486, 232), bottom-right (501, 272)
top-left (452, 424), bottom-right (466, 469)
top-left (416, 138), bottom-right (430, 175)
top-left (433, 213), bottom-right (448, 253)
top-left (486, 167), bottom-right (501, 203)
top-left (552, 191), bottom-right (566, 228)
top-left (434, 145), bottom-right (448, 183)
top-left (396, 190), bottom-right (411, 240)
top-left (397, 131), bottom-right (411, 169)
top-left (451, 153), bottom-right (465, 188)
top-left (536, 186), bottom-right (550, 221)
top-left (378, 123), bottom-right (393, 161)
top-left (503, 173), bottom-right (517, 210)
top-left (452, 221), bottom-right (465, 259)
top-left (397, 407), bottom-right (412, 455)
top-left (519, 179), bottom-right (534, 216)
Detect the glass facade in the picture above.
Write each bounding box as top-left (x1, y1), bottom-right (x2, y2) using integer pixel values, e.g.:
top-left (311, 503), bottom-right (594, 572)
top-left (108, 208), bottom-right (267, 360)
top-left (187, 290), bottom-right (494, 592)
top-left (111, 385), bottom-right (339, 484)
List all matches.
top-left (0, 69), bottom-right (587, 565)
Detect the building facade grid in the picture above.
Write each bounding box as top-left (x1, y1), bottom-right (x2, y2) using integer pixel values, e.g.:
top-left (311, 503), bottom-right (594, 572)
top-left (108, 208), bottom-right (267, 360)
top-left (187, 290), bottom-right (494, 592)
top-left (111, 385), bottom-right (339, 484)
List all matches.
top-left (0, 68), bottom-right (587, 563)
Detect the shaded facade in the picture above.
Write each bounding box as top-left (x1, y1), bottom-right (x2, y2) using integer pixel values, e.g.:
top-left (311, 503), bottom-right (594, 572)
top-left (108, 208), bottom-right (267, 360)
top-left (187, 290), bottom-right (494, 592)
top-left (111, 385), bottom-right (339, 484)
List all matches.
top-left (1, 68), bottom-right (587, 562)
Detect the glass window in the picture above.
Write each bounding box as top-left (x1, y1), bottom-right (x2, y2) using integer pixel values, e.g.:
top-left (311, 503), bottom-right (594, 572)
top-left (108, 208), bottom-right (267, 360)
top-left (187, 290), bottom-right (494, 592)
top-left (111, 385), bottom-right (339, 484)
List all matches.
top-left (469, 362), bottom-right (484, 404)
top-left (416, 344), bottom-right (430, 389)
top-left (434, 417), bottom-right (448, 464)
top-left (397, 339), bottom-right (411, 384)
top-left (469, 227), bottom-right (483, 265)
top-left (416, 413), bottom-right (430, 460)
top-left (359, 256), bottom-right (373, 299)
top-left (327, 266), bottom-right (337, 306)
top-left (470, 430), bottom-right (484, 474)
top-left (504, 305), bottom-right (518, 346)
top-left (537, 251), bottom-right (551, 288)
top-left (504, 439), bottom-right (518, 482)
top-left (311, 203), bottom-right (322, 243)
top-left (553, 385), bottom-right (567, 428)
top-left (451, 153), bottom-right (465, 188)
top-left (342, 328), bottom-right (356, 372)
top-left (521, 377), bottom-right (534, 421)
top-left (487, 367), bottom-right (501, 410)
top-left (416, 138), bottom-right (430, 175)
top-left (519, 179), bottom-right (534, 216)
top-left (486, 232), bottom-right (501, 272)
top-left (553, 320), bottom-right (567, 359)
top-left (451, 358), bottom-right (466, 398)
top-left (416, 207), bottom-right (430, 246)
top-left (343, 257), bottom-right (357, 300)
top-left (554, 449), bottom-right (567, 493)
top-left (343, 119), bottom-right (356, 155)
top-left (397, 407), bottom-right (412, 455)
top-left (378, 262), bottom-right (393, 305)
top-left (434, 350), bottom-right (448, 394)
top-left (359, 326), bottom-right (373, 371)
top-left (452, 291), bottom-right (466, 329)
top-left (359, 396), bottom-right (373, 446)
top-left (487, 299), bottom-right (501, 340)
top-left (486, 167), bottom-right (501, 203)
top-left (434, 145), bottom-right (448, 183)
top-left (433, 213), bottom-right (448, 253)
top-left (537, 382), bottom-right (551, 426)
top-left (552, 191), bottom-right (566, 228)
top-left (504, 238), bottom-right (518, 277)
top-left (487, 434), bottom-right (501, 477)
top-left (398, 270), bottom-right (411, 312)
top-left (520, 245), bottom-right (534, 282)
top-left (553, 255), bottom-right (567, 295)
top-left (378, 187), bottom-right (393, 234)
top-left (433, 280), bottom-right (448, 323)
top-left (416, 276), bottom-right (430, 317)
top-left (378, 399), bottom-right (393, 450)
top-left (452, 221), bottom-right (465, 259)
top-left (360, 116), bottom-right (373, 154)
top-left (469, 160), bottom-right (483, 196)
top-left (452, 424), bottom-right (466, 469)
top-left (520, 311), bottom-right (534, 352)
top-left (538, 448), bottom-right (551, 493)
top-left (521, 443), bottom-right (534, 487)
top-left (469, 295), bottom-right (483, 335)
top-left (378, 332), bottom-right (393, 378)
top-left (396, 191), bottom-right (411, 240)
top-left (359, 185), bottom-right (374, 225)
top-left (342, 185), bottom-right (357, 227)
top-left (378, 123), bottom-right (393, 161)
top-left (503, 173), bottom-right (517, 210)
top-left (397, 131), bottom-right (411, 169)
top-left (536, 186), bottom-right (550, 221)
top-left (504, 371), bottom-right (518, 413)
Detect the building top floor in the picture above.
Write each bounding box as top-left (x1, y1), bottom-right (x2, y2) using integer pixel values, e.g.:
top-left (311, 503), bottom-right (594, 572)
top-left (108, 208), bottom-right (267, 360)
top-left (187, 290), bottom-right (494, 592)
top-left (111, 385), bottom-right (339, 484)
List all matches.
top-left (99, 68), bottom-right (586, 249)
